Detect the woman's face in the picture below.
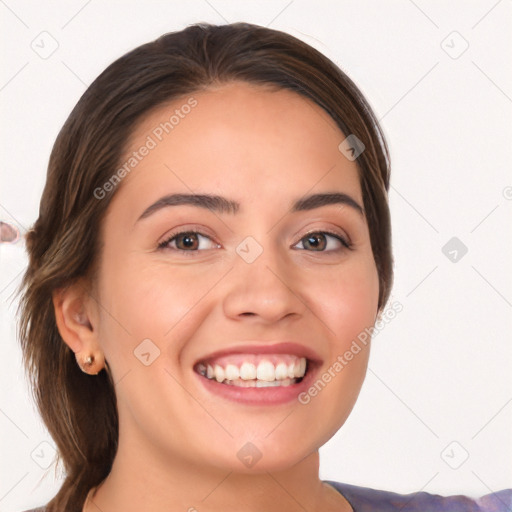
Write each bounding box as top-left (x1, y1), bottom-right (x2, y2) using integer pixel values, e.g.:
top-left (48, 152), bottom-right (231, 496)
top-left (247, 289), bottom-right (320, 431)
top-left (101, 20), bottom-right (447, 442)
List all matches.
top-left (94, 81), bottom-right (379, 472)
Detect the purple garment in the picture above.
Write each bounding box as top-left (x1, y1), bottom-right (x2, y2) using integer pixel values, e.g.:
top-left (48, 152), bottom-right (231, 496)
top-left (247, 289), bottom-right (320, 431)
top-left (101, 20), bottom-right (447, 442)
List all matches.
top-left (325, 480), bottom-right (512, 511)
top-left (20, 482), bottom-right (512, 512)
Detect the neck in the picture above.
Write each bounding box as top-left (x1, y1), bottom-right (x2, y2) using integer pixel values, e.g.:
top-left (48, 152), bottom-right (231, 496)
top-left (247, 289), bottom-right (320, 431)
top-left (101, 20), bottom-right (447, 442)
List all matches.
top-left (85, 429), bottom-right (340, 512)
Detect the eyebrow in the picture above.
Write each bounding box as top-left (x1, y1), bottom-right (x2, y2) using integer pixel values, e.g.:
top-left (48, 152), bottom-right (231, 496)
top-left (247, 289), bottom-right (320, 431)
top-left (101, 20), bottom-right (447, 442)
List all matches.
top-left (136, 192), bottom-right (364, 223)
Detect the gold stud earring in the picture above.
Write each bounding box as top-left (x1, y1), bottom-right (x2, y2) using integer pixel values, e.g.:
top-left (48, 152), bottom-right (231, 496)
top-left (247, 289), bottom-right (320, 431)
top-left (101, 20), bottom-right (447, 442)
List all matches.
top-left (77, 354), bottom-right (95, 374)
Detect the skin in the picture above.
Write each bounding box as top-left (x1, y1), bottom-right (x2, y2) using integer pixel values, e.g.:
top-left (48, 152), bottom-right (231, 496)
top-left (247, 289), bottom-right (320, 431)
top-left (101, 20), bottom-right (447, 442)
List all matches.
top-left (53, 81), bottom-right (380, 512)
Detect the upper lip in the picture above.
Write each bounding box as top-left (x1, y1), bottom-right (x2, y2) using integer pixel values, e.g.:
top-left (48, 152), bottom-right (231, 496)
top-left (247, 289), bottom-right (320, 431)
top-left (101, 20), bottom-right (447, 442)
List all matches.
top-left (194, 341), bottom-right (323, 366)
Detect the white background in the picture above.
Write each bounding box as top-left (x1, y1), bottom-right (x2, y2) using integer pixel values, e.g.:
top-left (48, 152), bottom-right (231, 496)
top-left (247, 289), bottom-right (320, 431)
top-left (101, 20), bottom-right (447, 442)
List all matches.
top-left (1, 1), bottom-right (511, 510)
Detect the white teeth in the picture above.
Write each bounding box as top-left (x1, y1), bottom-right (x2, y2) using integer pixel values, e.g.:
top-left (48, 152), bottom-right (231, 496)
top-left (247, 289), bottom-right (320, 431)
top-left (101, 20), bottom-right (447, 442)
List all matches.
top-left (299, 357), bottom-right (306, 376)
top-left (239, 362), bottom-right (257, 380)
top-left (214, 364), bottom-right (225, 383)
top-left (256, 360), bottom-right (275, 381)
top-left (255, 380), bottom-right (281, 387)
top-left (222, 378), bottom-right (296, 387)
top-left (197, 356), bottom-right (308, 386)
top-left (225, 364), bottom-right (239, 381)
top-left (275, 362), bottom-right (288, 380)
top-left (293, 360), bottom-right (302, 378)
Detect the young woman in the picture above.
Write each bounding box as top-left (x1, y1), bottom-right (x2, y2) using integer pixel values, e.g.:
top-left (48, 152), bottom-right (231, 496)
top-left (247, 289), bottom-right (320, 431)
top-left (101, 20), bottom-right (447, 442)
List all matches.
top-left (16, 22), bottom-right (511, 512)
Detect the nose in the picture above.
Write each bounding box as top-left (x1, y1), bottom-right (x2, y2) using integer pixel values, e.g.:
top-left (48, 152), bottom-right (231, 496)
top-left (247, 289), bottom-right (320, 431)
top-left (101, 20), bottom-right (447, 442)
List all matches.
top-left (221, 242), bottom-right (306, 325)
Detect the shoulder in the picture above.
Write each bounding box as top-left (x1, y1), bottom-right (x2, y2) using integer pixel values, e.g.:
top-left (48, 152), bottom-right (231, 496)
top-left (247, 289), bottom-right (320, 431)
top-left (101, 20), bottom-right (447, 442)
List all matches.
top-left (19, 508), bottom-right (46, 512)
top-left (324, 480), bottom-right (512, 512)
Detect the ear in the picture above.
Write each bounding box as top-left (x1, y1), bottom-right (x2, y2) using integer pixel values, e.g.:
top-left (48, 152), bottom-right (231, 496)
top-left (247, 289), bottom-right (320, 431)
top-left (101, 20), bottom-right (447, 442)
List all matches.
top-left (52, 278), bottom-right (105, 374)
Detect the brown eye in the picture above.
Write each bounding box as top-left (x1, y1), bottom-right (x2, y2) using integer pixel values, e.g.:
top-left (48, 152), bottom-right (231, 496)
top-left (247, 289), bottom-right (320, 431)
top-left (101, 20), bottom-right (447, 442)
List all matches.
top-left (158, 230), bottom-right (219, 253)
top-left (175, 232), bottom-right (199, 250)
top-left (295, 231), bottom-right (351, 252)
top-left (303, 233), bottom-right (327, 251)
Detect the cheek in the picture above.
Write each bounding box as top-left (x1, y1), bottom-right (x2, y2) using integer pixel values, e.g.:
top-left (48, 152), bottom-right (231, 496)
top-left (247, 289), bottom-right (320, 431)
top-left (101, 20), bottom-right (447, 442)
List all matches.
top-left (296, 258), bottom-right (378, 438)
top-left (96, 255), bottom-right (218, 359)
top-left (306, 255), bottom-right (379, 345)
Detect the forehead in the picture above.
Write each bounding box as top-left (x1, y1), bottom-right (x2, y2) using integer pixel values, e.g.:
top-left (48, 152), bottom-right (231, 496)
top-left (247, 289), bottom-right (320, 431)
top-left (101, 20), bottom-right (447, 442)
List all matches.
top-left (110, 81), bottom-right (362, 219)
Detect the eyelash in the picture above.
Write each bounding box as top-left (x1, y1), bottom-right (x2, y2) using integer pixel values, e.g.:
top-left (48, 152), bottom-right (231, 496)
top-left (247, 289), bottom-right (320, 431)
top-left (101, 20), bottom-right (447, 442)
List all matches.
top-left (157, 229), bottom-right (352, 254)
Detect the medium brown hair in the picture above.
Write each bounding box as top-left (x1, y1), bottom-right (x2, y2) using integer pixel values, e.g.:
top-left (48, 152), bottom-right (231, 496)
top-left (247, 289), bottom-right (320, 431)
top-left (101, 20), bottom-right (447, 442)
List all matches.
top-left (16, 22), bottom-right (393, 511)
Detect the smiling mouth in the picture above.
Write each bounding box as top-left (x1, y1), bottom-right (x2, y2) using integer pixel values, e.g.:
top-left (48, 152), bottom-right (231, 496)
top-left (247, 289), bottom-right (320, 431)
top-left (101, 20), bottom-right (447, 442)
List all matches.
top-left (194, 354), bottom-right (309, 388)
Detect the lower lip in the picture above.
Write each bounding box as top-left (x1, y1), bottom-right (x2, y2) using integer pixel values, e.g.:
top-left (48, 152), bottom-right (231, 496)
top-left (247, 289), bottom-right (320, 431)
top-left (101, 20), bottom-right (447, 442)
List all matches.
top-left (194, 363), bottom-right (319, 405)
